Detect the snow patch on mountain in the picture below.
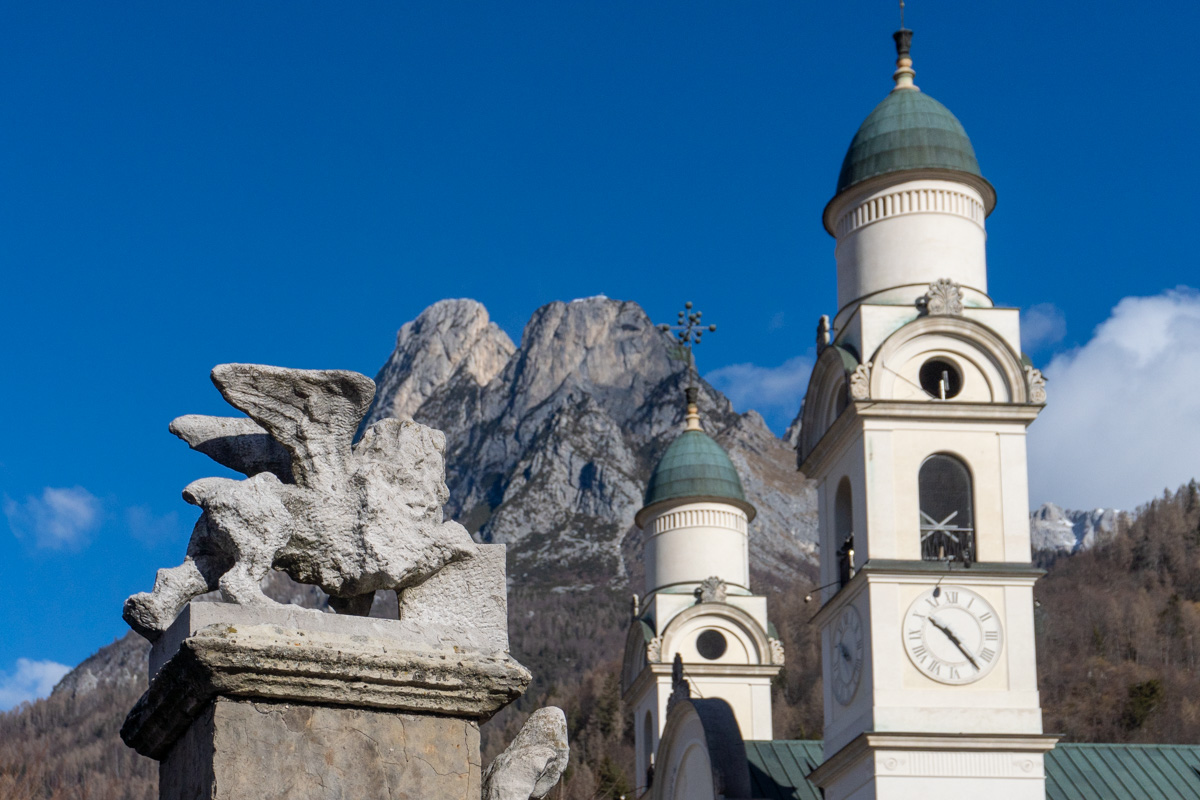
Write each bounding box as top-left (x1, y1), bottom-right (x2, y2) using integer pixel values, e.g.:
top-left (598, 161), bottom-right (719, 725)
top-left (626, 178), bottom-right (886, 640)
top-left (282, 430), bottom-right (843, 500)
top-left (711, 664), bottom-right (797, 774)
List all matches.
top-left (1030, 503), bottom-right (1123, 554)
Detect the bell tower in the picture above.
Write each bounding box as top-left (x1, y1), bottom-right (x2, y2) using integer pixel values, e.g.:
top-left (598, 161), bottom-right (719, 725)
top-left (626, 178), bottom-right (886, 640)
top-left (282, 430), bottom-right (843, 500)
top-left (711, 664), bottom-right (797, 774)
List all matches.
top-left (799, 27), bottom-right (1057, 800)
top-left (622, 305), bottom-right (783, 798)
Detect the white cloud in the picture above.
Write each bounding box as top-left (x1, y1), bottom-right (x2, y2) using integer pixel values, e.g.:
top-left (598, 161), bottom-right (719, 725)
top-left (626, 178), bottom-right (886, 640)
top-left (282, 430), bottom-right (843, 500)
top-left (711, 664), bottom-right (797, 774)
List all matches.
top-left (126, 505), bottom-right (181, 544)
top-left (0, 658), bottom-right (71, 710)
top-left (1028, 287), bottom-right (1200, 510)
top-left (706, 355), bottom-right (813, 434)
top-left (1020, 303), bottom-right (1067, 352)
top-left (4, 486), bottom-right (101, 549)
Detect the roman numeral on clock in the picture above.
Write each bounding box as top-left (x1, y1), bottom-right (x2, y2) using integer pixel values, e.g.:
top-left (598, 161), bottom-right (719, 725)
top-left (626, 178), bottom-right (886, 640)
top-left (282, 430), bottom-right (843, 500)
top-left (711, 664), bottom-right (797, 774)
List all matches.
top-left (980, 648), bottom-right (996, 663)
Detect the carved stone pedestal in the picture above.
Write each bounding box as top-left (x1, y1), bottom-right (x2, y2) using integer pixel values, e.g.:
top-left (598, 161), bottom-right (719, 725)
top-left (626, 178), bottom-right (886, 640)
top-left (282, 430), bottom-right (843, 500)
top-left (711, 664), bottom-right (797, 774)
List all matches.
top-left (160, 697), bottom-right (482, 800)
top-left (122, 592), bottom-right (530, 800)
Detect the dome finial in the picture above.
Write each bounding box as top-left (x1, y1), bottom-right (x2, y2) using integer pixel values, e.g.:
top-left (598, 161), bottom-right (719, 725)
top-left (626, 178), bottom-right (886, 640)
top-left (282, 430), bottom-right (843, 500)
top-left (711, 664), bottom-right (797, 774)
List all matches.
top-left (892, 8), bottom-right (918, 92)
top-left (684, 386), bottom-right (702, 431)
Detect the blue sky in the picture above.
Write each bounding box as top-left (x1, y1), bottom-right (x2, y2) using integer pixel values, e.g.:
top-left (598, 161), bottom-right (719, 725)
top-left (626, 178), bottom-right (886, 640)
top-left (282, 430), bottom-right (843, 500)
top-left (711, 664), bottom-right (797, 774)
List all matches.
top-left (2, 1), bottom-right (1198, 705)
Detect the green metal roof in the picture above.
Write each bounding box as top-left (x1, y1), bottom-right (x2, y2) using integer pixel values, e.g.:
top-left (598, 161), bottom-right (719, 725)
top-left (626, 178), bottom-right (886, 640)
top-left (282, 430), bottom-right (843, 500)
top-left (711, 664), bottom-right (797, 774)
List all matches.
top-left (746, 740), bottom-right (824, 800)
top-left (745, 741), bottom-right (1200, 800)
top-left (642, 430), bottom-right (749, 511)
top-left (837, 89), bottom-right (984, 194)
top-left (1046, 743), bottom-right (1200, 799)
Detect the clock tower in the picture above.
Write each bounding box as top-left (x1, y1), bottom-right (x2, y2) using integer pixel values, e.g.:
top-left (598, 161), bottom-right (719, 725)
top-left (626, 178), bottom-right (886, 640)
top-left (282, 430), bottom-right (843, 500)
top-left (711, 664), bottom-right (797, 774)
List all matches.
top-left (800, 28), bottom-right (1057, 800)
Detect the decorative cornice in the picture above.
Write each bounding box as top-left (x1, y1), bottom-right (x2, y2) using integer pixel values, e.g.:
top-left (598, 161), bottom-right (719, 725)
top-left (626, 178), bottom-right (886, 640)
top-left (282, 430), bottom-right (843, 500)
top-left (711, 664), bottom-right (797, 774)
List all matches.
top-left (637, 494), bottom-right (757, 529)
top-left (809, 732), bottom-right (1061, 788)
top-left (823, 168), bottom-right (997, 237)
top-left (833, 185), bottom-right (985, 239)
top-left (853, 400), bottom-right (1044, 423)
top-left (122, 623), bottom-right (530, 760)
top-left (651, 507), bottom-right (747, 537)
top-left (809, 562), bottom-right (1043, 628)
top-left (862, 559), bottom-right (1046, 578)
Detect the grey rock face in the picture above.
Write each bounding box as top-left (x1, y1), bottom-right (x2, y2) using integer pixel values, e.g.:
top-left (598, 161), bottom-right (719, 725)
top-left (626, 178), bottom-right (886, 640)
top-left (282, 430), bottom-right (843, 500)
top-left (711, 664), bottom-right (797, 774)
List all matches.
top-left (364, 298), bottom-right (516, 429)
top-left (482, 707), bottom-right (570, 800)
top-left (52, 632), bottom-right (149, 700)
top-left (123, 363), bottom-right (476, 641)
top-left (1030, 503), bottom-right (1123, 554)
top-left (364, 297), bottom-right (818, 588)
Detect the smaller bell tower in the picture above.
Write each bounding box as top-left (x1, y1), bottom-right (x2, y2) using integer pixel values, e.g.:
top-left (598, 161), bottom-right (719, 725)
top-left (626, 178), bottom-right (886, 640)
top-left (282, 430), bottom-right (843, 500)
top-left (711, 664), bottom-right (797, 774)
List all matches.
top-left (622, 305), bottom-right (783, 798)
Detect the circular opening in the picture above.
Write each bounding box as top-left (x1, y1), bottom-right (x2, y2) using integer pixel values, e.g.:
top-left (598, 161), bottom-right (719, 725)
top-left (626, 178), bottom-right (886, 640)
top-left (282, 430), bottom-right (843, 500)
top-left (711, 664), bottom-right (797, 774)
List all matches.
top-left (696, 629), bottom-right (728, 660)
top-left (919, 359), bottom-right (962, 399)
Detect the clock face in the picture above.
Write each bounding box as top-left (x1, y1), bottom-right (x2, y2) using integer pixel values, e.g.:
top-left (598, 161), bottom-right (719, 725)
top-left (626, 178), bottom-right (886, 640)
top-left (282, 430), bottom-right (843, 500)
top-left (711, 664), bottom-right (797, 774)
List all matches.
top-left (831, 605), bottom-right (864, 705)
top-left (902, 586), bottom-right (1003, 685)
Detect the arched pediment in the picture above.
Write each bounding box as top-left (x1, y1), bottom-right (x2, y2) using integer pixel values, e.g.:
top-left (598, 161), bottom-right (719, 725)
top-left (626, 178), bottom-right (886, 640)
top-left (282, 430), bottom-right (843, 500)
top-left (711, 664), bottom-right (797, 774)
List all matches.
top-left (660, 603), bottom-right (772, 667)
top-left (651, 697), bottom-right (751, 800)
top-left (622, 618), bottom-right (657, 693)
top-left (867, 315), bottom-right (1028, 404)
top-left (798, 345), bottom-right (860, 464)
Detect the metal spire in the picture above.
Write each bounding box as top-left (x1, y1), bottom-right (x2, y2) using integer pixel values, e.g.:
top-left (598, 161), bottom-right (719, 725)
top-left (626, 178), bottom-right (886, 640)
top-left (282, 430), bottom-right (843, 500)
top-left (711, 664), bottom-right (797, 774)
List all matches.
top-left (892, 4), bottom-right (918, 91)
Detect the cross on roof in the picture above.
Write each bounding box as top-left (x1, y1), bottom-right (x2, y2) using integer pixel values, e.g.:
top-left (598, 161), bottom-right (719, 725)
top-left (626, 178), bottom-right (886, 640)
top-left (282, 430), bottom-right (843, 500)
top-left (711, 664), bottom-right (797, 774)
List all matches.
top-left (657, 301), bottom-right (717, 382)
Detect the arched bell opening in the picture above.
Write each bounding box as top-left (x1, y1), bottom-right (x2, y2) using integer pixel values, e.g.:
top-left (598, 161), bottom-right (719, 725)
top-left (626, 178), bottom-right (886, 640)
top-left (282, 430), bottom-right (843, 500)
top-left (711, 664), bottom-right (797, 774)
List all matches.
top-left (834, 477), bottom-right (855, 586)
top-left (918, 453), bottom-right (975, 562)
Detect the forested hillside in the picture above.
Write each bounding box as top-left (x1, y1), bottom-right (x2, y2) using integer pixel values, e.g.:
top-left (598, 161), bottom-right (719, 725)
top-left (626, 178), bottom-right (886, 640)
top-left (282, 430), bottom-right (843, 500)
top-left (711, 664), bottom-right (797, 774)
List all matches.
top-left (1035, 481), bottom-right (1200, 743)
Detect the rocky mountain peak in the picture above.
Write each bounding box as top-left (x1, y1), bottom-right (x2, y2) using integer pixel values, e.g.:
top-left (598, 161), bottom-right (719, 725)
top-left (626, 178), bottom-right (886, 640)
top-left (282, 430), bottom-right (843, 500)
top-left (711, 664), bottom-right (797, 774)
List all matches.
top-left (363, 298), bottom-right (515, 428)
top-left (493, 298), bottom-right (677, 423)
top-left (362, 296), bottom-right (818, 587)
top-left (1030, 502), bottom-right (1123, 554)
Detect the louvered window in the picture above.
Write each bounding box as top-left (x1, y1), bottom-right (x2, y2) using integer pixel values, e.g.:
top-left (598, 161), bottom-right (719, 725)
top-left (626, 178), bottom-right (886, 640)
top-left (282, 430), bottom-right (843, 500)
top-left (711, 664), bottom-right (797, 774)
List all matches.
top-left (919, 454), bottom-right (975, 562)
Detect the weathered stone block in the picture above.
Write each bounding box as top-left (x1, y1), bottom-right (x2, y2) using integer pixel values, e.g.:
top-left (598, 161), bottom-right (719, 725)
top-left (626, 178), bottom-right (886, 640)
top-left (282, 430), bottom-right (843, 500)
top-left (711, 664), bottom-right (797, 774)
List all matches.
top-left (123, 602), bottom-right (530, 761)
top-left (161, 697), bottom-right (481, 800)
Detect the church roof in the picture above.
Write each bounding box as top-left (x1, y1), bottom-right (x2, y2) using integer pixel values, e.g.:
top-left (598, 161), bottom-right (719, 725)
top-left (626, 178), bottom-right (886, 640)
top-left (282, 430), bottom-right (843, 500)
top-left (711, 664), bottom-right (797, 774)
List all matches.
top-left (836, 88), bottom-right (985, 195)
top-left (744, 741), bottom-right (1200, 800)
top-left (639, 430), bottom-right (755, 521)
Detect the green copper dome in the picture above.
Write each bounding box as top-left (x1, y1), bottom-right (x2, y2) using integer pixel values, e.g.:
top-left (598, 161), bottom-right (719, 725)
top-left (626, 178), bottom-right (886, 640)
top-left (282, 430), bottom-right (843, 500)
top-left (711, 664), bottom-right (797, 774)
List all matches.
top-left (836, 89), bottom-right (984, 194)
top-left (638, 430), bottom-right (755, 523)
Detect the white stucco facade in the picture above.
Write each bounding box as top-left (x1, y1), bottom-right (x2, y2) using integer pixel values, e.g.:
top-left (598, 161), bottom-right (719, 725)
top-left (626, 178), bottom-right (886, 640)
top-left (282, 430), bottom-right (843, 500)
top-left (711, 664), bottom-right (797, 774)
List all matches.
top-left (800, 278), bottom-right (1057, 797)
top-left (641, 500), bottom-right (751, 597)
top-left (825, 172), bottom-right (996, 329)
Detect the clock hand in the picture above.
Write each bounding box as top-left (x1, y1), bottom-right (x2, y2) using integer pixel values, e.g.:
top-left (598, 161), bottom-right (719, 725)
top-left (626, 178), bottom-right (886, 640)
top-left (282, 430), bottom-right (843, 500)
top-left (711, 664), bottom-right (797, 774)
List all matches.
top-left (929, 616), bottom-right (981, 670)
top-left (839, 643), bottom-right (852, 663)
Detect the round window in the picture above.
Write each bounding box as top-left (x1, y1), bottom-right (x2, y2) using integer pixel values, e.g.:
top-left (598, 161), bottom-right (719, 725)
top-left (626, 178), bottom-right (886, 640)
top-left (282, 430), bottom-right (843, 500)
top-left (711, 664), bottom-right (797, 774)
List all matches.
top-left (919, 359), bottom-right (962, 399)
top-left (696, 629), bottom-right (728, 660)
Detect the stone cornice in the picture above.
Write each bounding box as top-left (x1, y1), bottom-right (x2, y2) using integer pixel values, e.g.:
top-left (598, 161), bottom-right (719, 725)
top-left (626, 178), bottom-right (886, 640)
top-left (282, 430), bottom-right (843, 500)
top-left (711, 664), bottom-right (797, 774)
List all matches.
top-left (809, 731), bottom-right (1061, 788)
top-left (122, 623), bottom-right (531, 760)
top-left (623, 661), bottom-right (781, 703)
top-left (854, 400), bottom-right (1044, 423)
top-left (810, 561), bottom-right (1044, 628)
